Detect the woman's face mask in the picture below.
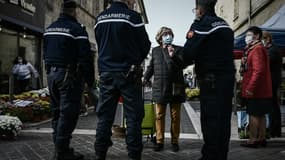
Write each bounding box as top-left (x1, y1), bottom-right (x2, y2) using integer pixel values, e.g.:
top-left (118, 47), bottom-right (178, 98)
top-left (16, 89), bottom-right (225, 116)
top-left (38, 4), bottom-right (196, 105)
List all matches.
top-left (18, 58), bottom-right (23, 64)
top-left (245, 34), bottom-right (253, 45)
top-left (162, 34), bottom-right (173, 45)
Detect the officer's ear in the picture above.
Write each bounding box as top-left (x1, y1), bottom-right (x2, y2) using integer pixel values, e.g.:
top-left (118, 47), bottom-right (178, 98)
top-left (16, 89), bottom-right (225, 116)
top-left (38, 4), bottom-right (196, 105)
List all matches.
top-left (74, 8), bottom-right (78, 18)
top-left (126, 0), bottom-right (135, 10)
top-left (197, 5), bottom-right (206, 15)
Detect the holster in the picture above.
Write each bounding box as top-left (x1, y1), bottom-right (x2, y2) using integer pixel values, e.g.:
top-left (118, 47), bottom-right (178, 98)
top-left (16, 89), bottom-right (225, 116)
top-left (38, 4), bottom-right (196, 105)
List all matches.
top-left (126, 65), bottom-right (143, 85)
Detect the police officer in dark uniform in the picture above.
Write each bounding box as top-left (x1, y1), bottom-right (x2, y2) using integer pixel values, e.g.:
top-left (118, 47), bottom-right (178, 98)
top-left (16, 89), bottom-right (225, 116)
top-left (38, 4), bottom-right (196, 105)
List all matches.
top-left (183, 0), bottom-right (235, 160)
top-left (94, 0), bottom-right (151, 160)
top-left (43, 0), bottom-right (94, 159)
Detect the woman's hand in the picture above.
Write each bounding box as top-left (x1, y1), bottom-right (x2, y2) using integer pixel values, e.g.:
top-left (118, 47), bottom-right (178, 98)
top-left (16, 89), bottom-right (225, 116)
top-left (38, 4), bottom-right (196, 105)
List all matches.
top-left (246, 90), bottom-right (253, 96)
top-left (167, 45), bottom-right (174, 57)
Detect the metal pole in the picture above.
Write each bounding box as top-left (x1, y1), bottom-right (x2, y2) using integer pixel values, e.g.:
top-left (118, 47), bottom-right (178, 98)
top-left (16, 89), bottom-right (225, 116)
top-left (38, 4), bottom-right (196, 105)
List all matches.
top-left (9, 74), bottom-right (14, 103)
top-left (119, 102), bottom-right (125, 128)
top-left (233, 81), bottom-right (237, 114)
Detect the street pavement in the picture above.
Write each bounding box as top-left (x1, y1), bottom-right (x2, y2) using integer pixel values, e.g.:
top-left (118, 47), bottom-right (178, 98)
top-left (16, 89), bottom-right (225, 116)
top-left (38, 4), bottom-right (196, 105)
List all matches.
top-left (0, 101), bottom-right (285, 160)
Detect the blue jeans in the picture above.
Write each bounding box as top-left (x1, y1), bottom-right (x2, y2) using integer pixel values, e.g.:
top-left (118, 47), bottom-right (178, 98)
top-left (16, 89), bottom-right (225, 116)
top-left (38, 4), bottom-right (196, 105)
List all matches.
top-left (95, 72), bottom-right (144, 159)
top-left (47, 67), bottom-right (83, 151)
top-left (199, 74), bottom-right (234, 160)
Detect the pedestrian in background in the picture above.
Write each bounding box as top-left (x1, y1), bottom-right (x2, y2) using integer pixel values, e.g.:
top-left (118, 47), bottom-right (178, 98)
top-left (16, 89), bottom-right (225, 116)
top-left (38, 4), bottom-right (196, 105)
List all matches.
top-left (12, 56), bottom-right (39, 94)
top-left (43, 0), bottom-right (95, 159)
top-left (182, 0), bottom-right (235, 159)
top-left (94, 0), bottom-right (151, 159)
top-left (143, 27), bottom-right (185, 152)
top-left (263, 31), bottom-right (282, 138)
top-left (240, 26), bottom-right (272, 148)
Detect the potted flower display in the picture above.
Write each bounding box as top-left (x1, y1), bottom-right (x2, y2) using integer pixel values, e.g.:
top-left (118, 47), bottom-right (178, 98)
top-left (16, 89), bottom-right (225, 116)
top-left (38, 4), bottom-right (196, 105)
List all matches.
top-left (0, 115), bottom-right (23, 140)
top-left (185, 88), bottom-right (200, 101)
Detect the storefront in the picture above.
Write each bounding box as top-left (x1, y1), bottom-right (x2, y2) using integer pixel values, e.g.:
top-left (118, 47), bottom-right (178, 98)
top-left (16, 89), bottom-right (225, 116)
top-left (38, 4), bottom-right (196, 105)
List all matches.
top-left (0, 0), bottom-right (45, 93)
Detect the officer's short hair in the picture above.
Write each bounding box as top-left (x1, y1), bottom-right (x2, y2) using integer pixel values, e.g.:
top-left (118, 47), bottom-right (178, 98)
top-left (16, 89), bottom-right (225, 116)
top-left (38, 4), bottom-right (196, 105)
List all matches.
top-left (247, 26), bottom-right (263, 40)
top-left (155, 27), bottom-right (174, 45)
top-left (107, 0), bottom-right (113, 4)
top-left (61, 0), bottom-right (77, 15)
top-left (196, 0), bottom-right (217, 10)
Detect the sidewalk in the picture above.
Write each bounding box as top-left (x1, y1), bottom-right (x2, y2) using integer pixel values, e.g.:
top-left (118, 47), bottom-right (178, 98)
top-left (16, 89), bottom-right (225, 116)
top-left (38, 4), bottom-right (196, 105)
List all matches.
top-left (188, 101), bottom-right (285, 139)
top-left (1, 101), bottom-right (285, 160)
top-left (0, 132), bottom-right (285, 160)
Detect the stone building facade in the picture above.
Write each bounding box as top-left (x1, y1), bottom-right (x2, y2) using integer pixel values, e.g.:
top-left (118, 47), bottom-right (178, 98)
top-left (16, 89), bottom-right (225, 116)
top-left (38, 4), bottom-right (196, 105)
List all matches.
top-left (0, 0), bottom-right (148, 93)
top-left (215, 0), bottom-right (285, 35)
top-left (45, 0), bottom-right (148, 80)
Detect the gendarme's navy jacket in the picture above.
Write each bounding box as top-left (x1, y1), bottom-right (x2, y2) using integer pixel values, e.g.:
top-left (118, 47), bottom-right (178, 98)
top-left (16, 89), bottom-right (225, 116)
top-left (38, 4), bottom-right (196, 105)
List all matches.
top-left (43, 14), bottom-right (94, 85)
top-left (183, 11), bottom-right (235, 76)
top-left (94, 2), bottom-right (151, 73)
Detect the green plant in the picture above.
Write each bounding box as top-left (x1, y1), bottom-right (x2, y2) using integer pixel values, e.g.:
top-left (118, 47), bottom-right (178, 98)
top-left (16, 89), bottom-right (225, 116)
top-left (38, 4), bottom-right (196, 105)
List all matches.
top-left (7, 107), bottom-right (32, 122)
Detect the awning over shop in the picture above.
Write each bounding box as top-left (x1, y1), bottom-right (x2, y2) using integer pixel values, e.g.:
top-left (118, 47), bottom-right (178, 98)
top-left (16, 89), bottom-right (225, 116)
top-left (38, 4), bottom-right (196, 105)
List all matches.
top-left (234, 4), bottom-right (285, 58)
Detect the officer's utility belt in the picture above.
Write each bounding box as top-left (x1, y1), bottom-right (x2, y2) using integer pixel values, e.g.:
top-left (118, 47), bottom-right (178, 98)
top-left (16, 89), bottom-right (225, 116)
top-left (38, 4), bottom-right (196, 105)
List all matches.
top-left (46, 64), bottom-right (76, 71)
top-left (126, 65), bottom-right (143, 78)
top-left (45, 64), bottom-right (78, 80)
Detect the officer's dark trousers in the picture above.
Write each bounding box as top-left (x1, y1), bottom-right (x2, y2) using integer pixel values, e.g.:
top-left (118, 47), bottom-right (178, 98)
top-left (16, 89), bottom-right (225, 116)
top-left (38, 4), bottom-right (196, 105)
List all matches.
top-left (199, 74), bottom-right (234, 160)
top-left (47, 67), bottom-right (83, 151)
top-left (269, 83), bottom-right (281, 137)
top-left (95, 72), bottom-right (144, 159)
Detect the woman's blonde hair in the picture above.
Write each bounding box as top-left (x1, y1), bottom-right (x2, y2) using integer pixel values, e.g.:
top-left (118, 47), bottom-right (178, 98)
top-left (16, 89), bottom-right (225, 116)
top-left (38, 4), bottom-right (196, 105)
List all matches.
top-left (155, 26), bottom-right (174, 45)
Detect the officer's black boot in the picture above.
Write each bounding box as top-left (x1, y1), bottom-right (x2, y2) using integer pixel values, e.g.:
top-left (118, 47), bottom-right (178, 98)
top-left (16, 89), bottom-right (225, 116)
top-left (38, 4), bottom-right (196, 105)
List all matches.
top-left (54, 148), bottom-right (84, 160)
top-left (128, 152), bottom-right (141, 160)
top-left (94, 151), bottom-right (106, 160)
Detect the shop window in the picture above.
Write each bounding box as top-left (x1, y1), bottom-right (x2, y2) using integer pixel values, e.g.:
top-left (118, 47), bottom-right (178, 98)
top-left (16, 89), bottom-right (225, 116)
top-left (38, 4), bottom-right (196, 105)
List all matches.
top-left (0, 28), bottom-right (17, 93)
top-left (0, 28), bottom-right (18, 74)
top-left (19, 35), bottom-right (41, 89)
top-left (0, 27), bottom-right (41, 93)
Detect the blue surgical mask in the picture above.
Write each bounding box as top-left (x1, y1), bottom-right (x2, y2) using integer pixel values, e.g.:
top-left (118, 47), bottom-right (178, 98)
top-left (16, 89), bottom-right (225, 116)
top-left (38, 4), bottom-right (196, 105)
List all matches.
top-left (162, 35), bottom-right (173, 45)
top-left (245, 35), bottom-right (253, 45)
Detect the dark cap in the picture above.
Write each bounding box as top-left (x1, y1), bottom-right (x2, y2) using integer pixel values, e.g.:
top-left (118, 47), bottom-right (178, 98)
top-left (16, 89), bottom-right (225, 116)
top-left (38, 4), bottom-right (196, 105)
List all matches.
top-left (196, 0), bottom-right (217, 8)
top-left (62, 0), bottom-right (77, 9)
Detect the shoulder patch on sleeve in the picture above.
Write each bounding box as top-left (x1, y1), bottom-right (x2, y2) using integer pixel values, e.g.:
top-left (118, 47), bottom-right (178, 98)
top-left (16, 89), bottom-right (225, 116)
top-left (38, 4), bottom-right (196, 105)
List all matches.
top-left (187, 31), bottom-right (194, 39)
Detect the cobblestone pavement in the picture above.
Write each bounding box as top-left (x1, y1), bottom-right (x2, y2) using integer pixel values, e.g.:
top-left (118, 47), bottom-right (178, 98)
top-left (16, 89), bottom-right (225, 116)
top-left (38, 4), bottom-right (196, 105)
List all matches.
top-left (31, 103), bottom-right (196, 134)
top-left (1, 101), bottom-right (285, 160)
top-left (0, 133), bottom-right (285, 160)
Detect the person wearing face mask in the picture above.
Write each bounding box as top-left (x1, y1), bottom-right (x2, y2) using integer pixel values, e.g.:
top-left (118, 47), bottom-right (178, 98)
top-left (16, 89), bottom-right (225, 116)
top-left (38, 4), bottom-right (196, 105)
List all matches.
top-left (94, 0), bottom-right (151, 159)
top-left (240, 26), bottom-right (272, 148)
top-left (143, 27), bottom-right (185, 152)
top-left (44, 0), bottom-right (95, 159)
top-left (182, 0), bottom-right (235, 159)
top-left (12, 56), bottom-right (39, 94)
top-left (262, 31), bottom-right (282, 138)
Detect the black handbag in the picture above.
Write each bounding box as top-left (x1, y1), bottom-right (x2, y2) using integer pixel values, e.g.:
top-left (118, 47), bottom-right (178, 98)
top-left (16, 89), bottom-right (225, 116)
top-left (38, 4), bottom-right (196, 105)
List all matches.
top-left (172, 83), bottom-right (185, 96)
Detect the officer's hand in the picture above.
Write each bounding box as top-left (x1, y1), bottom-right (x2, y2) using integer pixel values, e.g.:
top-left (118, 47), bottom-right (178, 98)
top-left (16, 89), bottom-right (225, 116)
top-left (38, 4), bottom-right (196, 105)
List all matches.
top-left (87, 79), bottom-right (95, 89)
top-left (142, 79), bottom-right (152, 87)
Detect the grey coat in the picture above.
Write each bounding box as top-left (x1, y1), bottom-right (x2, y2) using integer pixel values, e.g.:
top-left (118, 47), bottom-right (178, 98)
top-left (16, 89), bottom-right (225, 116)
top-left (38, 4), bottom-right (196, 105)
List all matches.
top-left (144, 45), bottom-right (185, 104)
